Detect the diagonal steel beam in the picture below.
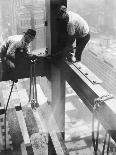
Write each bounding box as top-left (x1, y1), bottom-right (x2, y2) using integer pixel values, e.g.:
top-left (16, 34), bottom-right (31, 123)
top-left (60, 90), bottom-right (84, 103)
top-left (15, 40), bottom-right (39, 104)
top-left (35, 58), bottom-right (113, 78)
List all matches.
top-left (61, 61), bottom-right (116, 142)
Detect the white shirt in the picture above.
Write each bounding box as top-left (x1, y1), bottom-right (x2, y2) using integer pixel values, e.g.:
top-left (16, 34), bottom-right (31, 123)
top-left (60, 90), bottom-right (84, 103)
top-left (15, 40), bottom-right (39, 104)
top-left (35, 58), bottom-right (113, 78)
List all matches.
top-left (1, 35), bottom-right (31, 60)
top-left (67, 11), bottom-right (89, 38)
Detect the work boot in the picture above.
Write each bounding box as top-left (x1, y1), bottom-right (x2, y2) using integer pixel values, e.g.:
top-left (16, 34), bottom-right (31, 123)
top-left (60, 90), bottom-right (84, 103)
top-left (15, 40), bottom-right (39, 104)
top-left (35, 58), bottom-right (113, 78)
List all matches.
top-left (75, 51), bottom-right (82, 62)
top-left (66, 49), bottom-right (76, 63)
top-left (75, 56), bottom-right (81, 62)
top-left (67, 55), bottom-right (76, 63)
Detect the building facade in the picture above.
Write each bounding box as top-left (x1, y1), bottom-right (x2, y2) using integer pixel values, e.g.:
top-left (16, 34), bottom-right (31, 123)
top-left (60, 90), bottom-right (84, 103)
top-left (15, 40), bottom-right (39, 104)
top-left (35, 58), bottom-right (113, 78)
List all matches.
top-left (10, 0), bottom-right (46, 49)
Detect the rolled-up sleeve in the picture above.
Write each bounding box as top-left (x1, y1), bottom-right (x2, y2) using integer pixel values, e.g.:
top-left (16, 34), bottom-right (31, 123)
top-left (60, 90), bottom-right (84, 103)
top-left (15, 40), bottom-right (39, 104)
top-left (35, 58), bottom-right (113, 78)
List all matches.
top-left (0, 39), bottom-right (9, 61)
top-left (67, 22), bottom-right (75, 36)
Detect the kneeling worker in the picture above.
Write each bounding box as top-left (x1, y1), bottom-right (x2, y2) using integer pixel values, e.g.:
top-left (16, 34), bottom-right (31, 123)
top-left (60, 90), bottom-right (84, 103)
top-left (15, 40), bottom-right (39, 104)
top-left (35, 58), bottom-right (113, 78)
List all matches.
top-left (58, 5), bottom-right (90, 62)
top-left (0, 29), bottom-right (36, 82)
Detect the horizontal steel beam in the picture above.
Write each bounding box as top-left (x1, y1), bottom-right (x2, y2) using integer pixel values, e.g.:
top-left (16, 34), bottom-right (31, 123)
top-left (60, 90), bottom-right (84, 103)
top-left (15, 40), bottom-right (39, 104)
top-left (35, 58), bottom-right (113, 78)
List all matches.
top-left (61, 61), bottom-right (116, 142)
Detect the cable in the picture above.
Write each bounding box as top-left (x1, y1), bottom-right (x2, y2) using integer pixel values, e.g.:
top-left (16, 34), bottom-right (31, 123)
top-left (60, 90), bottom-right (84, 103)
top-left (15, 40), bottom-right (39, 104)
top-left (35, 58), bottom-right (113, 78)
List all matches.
top-left (92, 110), bottom-right (100, 155)
top-left (106, 134), bottom-right (110, 155)
top-left (102, 132), bottom-right (107, 155)
top-left (29, 60), bottom-right (33, 102)
top-left (29, 59), bottom-right (39, 110)
top-left (101, 132), bottom-right (111, 155)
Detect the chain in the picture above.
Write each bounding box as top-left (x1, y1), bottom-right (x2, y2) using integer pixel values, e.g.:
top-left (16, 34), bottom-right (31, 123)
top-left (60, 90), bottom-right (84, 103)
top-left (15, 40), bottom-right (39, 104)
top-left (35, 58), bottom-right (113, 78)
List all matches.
top-left (29, 58), bottom-right (39, 110)
top-left (94, 94), bottom-right (113, 111)
top-left (92, 94), bottom-right (113, 155)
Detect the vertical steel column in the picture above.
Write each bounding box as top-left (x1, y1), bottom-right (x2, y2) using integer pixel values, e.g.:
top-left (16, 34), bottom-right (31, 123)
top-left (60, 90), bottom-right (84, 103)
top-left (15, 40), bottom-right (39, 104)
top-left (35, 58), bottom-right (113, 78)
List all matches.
top-left (46, 0), bottom-right (67, 154)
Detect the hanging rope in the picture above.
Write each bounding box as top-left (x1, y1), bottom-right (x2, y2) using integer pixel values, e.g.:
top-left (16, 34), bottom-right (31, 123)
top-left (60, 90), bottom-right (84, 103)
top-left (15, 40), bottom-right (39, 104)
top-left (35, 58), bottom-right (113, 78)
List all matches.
top-left (92, 95), bottom-right (113, 155)
top-left (102, 132), bottom-right (108, 155)
top-left (102, 132), bottom-right (111, 155)
top-left (29, 58), bottom-right (39, 110)
top-left (92, 106), bottom-right (100, 155)
top-left (92, 111), bottom-right (111, 155)
top-left (106, 134), bottom-right (110, 155)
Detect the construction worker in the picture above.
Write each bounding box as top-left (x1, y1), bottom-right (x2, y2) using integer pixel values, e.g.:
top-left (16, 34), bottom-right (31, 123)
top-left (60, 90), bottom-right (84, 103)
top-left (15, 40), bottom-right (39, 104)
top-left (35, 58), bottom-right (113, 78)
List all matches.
top-left (58, 5), bottom-right (90, 62)
top-left (0, 29), bottom-right (36, 82)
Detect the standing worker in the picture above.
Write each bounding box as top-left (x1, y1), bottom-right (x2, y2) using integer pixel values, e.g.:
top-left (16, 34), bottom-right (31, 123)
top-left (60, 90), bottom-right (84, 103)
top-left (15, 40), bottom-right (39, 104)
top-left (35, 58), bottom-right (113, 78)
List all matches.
top-left (58, 5), bottom-right (90, 62)
top-left (0, 29), bottom-right (36, 82)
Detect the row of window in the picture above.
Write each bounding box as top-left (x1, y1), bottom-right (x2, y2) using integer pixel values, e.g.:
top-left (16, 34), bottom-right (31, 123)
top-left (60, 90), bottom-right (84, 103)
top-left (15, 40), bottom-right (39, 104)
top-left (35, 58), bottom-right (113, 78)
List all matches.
top-left (19, 18), bottom-right (44, 28)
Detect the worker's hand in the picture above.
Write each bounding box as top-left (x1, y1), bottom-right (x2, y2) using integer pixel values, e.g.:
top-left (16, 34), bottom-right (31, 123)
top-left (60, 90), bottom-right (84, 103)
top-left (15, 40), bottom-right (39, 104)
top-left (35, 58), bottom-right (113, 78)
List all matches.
top-left (6, 59), bottom-right (18, 83)
top-left (6, 59), bottom-right (15, 69)
top-left (11, 77), bottom-right (18, 83)
top-left (27, 54), bottom-right (38, 61)
top-left (31, 48), bottom-right (48, 58)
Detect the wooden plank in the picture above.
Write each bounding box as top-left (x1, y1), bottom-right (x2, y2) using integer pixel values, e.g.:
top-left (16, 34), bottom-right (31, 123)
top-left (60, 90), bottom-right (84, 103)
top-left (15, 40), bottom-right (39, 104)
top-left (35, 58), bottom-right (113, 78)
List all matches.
top-left (32, 110), bottom-right (47, 133)
top-left (34, 84), bottom-right (68, 155)
top-left (30, 110), bottom-right (48, 155)
top-left (0, 115), bottom-right (4, 152)
top-left (16, 83), bottom-right (48, 155)
top-left (14, 100), bottom-right (33, 154)
top-left (1, 82), bottom-right (29, 145)
top-left (20, 142), bottom-right (28, 155)
top-left (0, 81), bottom-right (33, 154)
top-left (39, 103), bottom-right (69, 155)
top-left (15, 107), bottom-right (31, 147)
top-left (17, 82), bottom-right (69, 155)
top-left (0, 114), bottom-right (13, 150)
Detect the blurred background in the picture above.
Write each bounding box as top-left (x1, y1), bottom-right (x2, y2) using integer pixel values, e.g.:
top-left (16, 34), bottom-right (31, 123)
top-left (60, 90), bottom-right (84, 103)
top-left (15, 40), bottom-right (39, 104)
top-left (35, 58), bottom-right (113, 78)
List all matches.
top-left (0, 0), bottom-right (46, 49)
top-left (0, 1), bottom-right (116, 154)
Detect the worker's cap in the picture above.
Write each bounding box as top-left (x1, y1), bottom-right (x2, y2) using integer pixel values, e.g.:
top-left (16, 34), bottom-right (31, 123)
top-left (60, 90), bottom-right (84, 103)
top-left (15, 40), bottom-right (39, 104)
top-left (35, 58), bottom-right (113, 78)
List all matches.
top-left (59, 5), bottom-right (67, 15)
top-left (58, 5), bottom-right (69, 22)
top-left (24, 29), bottom-right (36, 38)
top-left (60, 5), bottom-right (67, 12)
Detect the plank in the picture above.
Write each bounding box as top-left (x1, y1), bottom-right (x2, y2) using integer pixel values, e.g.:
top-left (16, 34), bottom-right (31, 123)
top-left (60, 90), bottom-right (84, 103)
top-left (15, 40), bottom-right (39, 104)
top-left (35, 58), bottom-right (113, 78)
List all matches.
top-left (17, 83), bottom-right (48, 155)
top-left (0, 115), bottom-right (4, 152)
top-left (0, 114), bottom-right (13, 150)
top-left (39, 103), bottom-right (69, 155)
top-left (17, 82), bottom-right (69, 155)
top-left (15, 107), bottom-right (31, 148)
top-left (1, 82), bottom-right (33, 154)
top-left (33, 86), bottom-right (68, 155)
top-left (20, 142), bottom-right (28, 155)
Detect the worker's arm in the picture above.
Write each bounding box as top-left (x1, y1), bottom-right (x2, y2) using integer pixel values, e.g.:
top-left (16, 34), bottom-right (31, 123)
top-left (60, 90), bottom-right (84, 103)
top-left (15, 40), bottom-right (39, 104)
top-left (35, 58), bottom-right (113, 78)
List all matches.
top-left (25, 45), bottom-right (48, 60)
top-left (0, 39), bottom-right (9, 61)
top-left (67, 22), bottom-right (75, 36)
top-left (23, 44), bottom-right (37, 60)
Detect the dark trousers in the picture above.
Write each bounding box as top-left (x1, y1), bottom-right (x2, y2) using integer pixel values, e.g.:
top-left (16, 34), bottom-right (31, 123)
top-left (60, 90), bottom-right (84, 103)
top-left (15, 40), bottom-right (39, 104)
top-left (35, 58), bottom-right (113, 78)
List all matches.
top-left (1, 58), bottom-right (17, 82)
top-left (65, 33), bottom-right (90, 61)
top-left (75, 33), bottom-right (90, 60)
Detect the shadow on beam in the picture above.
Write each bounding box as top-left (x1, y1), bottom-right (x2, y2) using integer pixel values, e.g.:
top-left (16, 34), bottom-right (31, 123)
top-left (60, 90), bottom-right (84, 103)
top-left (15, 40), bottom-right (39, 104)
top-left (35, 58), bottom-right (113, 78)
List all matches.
top-left (0, 58), bottom-right (51, 82)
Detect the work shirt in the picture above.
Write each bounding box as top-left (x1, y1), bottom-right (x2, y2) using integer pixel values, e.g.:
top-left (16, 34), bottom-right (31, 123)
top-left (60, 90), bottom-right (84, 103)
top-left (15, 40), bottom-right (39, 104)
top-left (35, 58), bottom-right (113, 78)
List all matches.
top-left (0, 35), bottom-right (31, 62)
top-left (67, 11), bottom-right (89, 38)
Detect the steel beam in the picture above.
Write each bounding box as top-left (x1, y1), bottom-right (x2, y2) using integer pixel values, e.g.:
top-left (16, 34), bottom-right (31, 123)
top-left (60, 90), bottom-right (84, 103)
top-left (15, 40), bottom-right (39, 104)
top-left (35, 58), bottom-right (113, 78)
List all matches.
top-left (60, 61), bottom-right (116, 142)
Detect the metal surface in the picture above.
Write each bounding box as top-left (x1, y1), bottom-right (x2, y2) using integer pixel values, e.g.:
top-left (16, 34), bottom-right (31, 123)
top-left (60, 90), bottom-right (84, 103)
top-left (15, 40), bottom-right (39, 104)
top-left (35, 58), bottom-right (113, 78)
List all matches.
top-left (73, 62), bottom-right (102, 84)
top-left (61, 61), bottom-right (116, 142)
